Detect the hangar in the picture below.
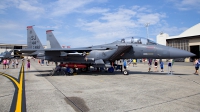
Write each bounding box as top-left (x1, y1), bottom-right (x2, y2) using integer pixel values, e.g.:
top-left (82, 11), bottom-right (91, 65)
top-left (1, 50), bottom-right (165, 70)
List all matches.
top-left (0, 43), bottom-right (27, 58)
top-left (157, 23), bottom-right (200, 62)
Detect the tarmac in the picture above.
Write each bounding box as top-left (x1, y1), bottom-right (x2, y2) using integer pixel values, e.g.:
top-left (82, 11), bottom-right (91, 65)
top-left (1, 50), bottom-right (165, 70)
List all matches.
top-left (0, 59), bottom-right (200, 112)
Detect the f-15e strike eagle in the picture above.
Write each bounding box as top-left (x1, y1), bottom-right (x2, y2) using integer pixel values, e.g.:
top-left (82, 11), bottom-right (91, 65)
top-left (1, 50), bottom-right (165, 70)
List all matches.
top-left (15, 26), bottom-right (195, 75)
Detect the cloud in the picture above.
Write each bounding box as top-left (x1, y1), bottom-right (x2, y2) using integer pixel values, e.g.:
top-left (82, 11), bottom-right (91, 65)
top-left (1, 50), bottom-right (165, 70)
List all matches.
top-left (137, 13), bottom-right (166, 25)
top-left (180, 0), bottom-right (200, 6)
top-left (78, 8), bottom-right (137, 33)
top-left (49, 0), bottom-right (94, 17)
top-left (150, 21), bottom-right (188, 37)
top-left (77, 6), bottom-right (166, 40)
top-left (0, 20), bottom-right (23, 30)
top-left (0, 20), bottom-right (28, 44)
top-left (0, 0), bottom-right (16, 14)
top-left (35, 25), bottom-right (62, 30)
top-left (169, 0), bottom-right (200, 12)
top-left (83, 7), bottom-right (109, 14)
top-left (16, 0), bottom-right (45, 19)
top-left (0, 0), bottom-right (45, 18)
top-left (17, 0), bottom-right (44, 13)
top-left (0, 1), bottom-right (8, 10)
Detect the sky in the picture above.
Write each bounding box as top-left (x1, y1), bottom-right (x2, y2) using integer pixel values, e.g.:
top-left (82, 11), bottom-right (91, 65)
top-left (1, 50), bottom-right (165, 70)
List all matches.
top-left (0, 0), bottom-right (200, 48)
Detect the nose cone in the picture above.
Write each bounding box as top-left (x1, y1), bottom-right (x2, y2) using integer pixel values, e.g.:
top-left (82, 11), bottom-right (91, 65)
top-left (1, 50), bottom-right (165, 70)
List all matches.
top-left (169, 47), bottom-right (195, 58)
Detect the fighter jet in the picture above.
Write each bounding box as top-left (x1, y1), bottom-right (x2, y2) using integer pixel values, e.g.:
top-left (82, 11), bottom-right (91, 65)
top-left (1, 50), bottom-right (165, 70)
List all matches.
top-left (0, 50), bottom-right (13, 59)
top-left (0, 50), bottom-right (14, 63)
top-left (16, 26), bottom-right (195, 75)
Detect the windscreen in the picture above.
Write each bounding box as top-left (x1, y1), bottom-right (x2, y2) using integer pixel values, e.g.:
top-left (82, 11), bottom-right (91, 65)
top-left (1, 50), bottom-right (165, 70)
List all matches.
top-left (112, 37), bottom-right (157, 45)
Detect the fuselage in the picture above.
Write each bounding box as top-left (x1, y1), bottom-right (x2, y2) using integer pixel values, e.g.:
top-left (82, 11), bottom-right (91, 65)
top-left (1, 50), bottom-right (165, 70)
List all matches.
top-left (32, 37), bottom-right (195, 66)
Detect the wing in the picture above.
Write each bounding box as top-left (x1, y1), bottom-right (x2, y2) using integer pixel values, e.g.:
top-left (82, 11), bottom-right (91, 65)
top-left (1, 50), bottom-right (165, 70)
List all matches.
top-left (14, 47), bottom-right (107, 54)
top-left (44, 47), bottom-right (107, 53)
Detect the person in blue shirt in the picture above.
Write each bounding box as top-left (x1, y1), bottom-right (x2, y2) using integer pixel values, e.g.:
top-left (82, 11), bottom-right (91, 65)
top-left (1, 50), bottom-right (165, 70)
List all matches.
top-left (194, 58), bottom-right (199, 75)
top-left (160, 60), bottom-right (164, 72)
top-left (123, 59), bottom-right (127, 70)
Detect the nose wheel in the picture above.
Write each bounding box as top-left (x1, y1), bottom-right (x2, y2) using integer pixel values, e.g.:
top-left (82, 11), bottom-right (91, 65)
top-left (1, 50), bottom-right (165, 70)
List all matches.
top-left (123, 70), bottom-right (129, 75)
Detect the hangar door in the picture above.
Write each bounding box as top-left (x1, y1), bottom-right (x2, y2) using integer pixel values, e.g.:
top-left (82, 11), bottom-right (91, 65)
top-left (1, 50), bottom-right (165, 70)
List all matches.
top-left (190, 45), bottom-right (199, 61)
top-left (14, 46), bottom-right (22, 58)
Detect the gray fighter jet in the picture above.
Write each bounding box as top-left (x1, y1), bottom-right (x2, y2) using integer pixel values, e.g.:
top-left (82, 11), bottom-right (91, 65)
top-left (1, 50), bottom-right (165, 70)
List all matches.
top-left (0, 50), bottom-right (13, 59)
top-left (16, 26), bottom-right (195, 74)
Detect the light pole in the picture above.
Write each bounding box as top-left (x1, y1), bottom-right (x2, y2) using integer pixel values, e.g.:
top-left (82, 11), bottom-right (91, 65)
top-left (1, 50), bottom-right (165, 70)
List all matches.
top-left (145, 23), bottom-right (150, 39)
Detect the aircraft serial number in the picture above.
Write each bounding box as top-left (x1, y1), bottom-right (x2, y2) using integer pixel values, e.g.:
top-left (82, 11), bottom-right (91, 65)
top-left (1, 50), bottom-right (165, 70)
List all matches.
top-left (32, 41), bottom-right (36, 44)
top-left (32, 46), bottom-right (40, 49)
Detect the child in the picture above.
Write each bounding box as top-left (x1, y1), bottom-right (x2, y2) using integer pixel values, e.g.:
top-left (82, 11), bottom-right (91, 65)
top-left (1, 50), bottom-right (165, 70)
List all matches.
top-left (154, 59), bottom-right (158, 72)
top-left (194, 59), bottom-right (199, 75)
top-left (27, 59), bottom-right (30, 70)
top-left (15, 59), bottom-right (19, 68)
top-left (3, 59), bottom-right (7, 69)
top-left (12, 60), bottom-right (15, 68)
top-left (6, 59), bottom-right (10, 69)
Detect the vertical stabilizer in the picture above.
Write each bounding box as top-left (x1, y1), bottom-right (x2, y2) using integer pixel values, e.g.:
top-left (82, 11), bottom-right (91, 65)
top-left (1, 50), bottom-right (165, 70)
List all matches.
top-left (46, 30), bottom-right (61, 49)
top-left (27, 26), bottom-right (43, 49)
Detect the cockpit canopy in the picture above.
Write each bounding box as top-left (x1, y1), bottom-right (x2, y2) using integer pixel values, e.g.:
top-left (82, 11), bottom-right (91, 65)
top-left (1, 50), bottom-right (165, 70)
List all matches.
top-left (112, 37), bottom-right (157, 45)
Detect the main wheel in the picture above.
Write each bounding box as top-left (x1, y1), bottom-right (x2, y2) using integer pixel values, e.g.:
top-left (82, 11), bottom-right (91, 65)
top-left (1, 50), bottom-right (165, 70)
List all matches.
top-left (69, 68), bottom-right (74, 75)
top-left (108, 67), bottom-right (114, 73)
top-left (80, 68), bottom-right (87, 72)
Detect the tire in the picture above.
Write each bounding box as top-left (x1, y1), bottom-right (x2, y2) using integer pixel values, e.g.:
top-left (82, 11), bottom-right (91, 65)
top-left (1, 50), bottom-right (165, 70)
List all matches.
top-left (69, 68), bottom-right (74, 75)
top-left (81, 68), bottom-right (87, 72)
top-left (50, 69), bottom-right (55, 76)
top-left (50, 70), bottom-right (52, 76)
top-left (61, 70), bottom-right (66, 76)
top-left (123, 70), bottom-right (129, 75)
top-left (108, 67), bottom-right (114, 73)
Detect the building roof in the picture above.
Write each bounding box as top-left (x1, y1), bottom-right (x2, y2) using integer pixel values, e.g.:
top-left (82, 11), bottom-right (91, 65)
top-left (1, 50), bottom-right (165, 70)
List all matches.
top-left (0, 43), bottom-right (27, 46)
top-left (167, 23), bottom-right (200, 39)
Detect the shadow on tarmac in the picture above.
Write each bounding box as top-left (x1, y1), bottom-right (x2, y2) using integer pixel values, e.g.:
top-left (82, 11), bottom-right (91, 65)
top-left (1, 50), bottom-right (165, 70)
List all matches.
top-left (25, 70), bottom-right (51, 73)
top-left (33, 70), bottom-right (191, 77)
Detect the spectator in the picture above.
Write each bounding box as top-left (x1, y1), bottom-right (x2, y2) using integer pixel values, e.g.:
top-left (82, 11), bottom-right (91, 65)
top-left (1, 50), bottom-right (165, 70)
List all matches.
top-left (160, 60), bottom-right (164, 72)
top-left (41, 59), bottom-right (44, 66)
top-left (168, 59), bottom-right (172, 74)
top-left (194, 59), bottom-right (199, 75)
top-left (3, 59), bottom-right (7, 69)
top-left (133, 59), bottom-right (137, 67)
top-left (12, 59), bottom-right (15, 68)
top-left (27, 59), bottom-right (30, 70)
top-left (128, 59), bottom-right (132, 65)
top-left (154, 59), bottom-right (158, 72)
top-left (123, 59), bottom-right (127, 70)
top-left (38, 59), bottom-right (41, 65)
top-left (6, 59), bottom-right (10, 69)
top-left (46, 60), bottom-right (49, 66)
top-left (148, 59), bottom-right (152, 72)
top-left (15, 59), bottom-right (19, 68)
top-left (143, 58), bottom-right (146, 65)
